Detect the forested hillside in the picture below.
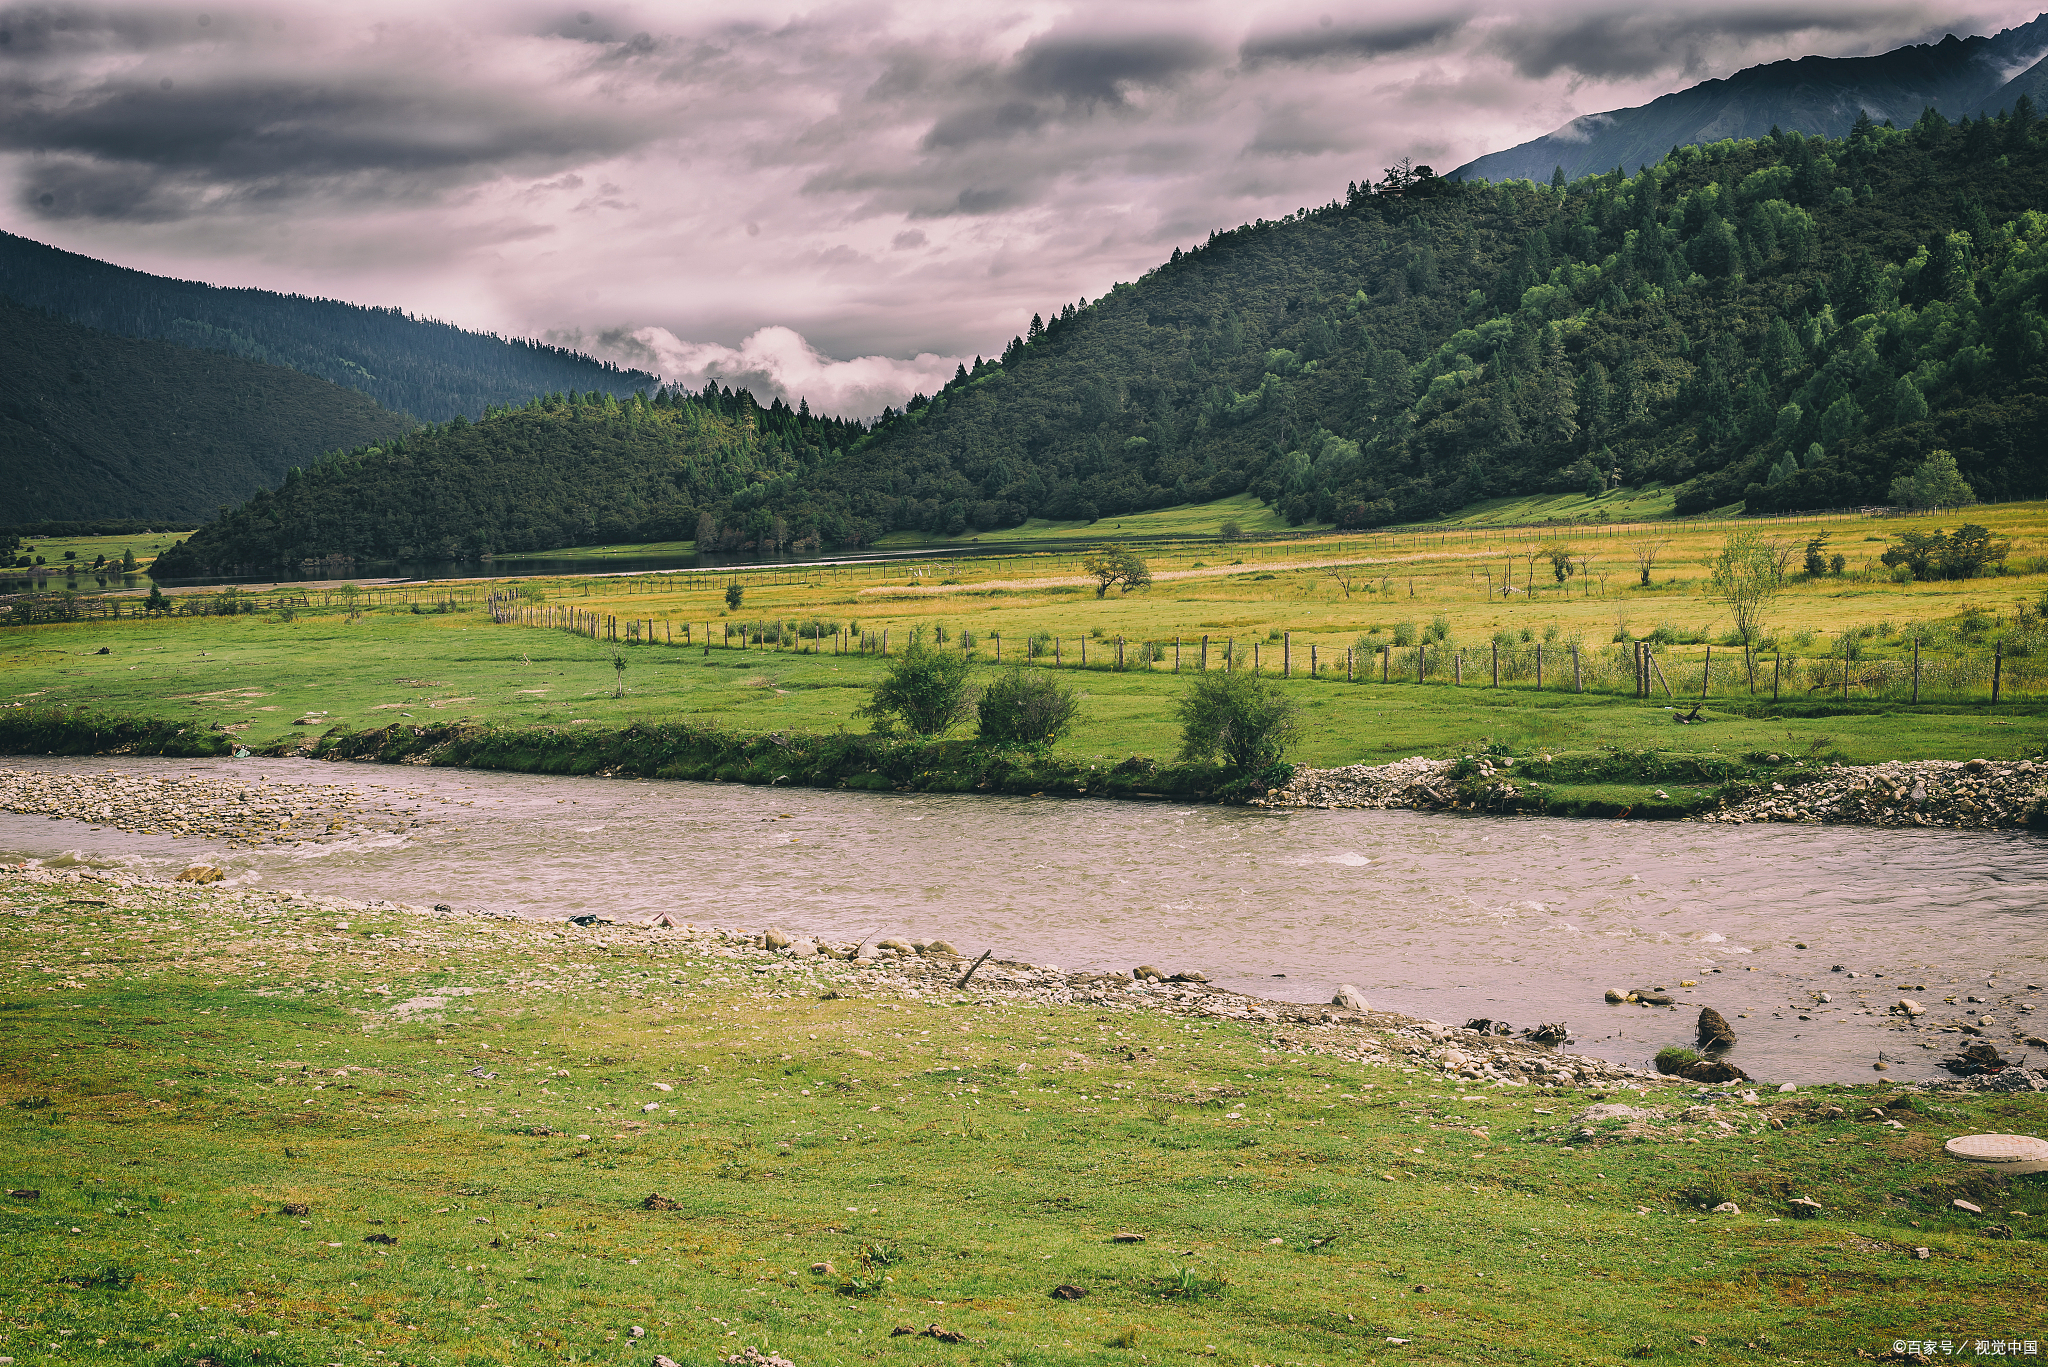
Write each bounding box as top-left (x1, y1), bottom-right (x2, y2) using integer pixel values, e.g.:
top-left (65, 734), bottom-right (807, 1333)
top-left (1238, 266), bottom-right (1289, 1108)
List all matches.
top-left (158, 103), bottom-right (2048, 571)
top-left (0, 297), bottom-right (416, 524)
top-left (149, 388), bottom-right (870, 575)
top-left (0, 233), bottom-right (658, 424)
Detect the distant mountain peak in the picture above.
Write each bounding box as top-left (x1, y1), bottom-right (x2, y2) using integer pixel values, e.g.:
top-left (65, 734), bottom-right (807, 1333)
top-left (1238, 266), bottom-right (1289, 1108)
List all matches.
top-left (1453, 12), bottom-right (2048, 183)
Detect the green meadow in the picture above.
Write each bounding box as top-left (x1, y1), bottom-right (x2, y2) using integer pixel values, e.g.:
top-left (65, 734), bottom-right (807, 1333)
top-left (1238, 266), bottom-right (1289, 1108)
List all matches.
top-left (4, 501), bottom-right (2046, 789)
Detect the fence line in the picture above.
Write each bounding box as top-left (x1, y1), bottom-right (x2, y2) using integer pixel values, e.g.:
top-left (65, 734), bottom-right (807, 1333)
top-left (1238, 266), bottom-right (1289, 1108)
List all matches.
top-left (480, 596), bottom-right (2042, 706)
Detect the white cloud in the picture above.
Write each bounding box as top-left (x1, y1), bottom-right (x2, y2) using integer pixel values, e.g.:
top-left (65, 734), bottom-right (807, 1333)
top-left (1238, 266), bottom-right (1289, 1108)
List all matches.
top-left (575, 324), bottom-right (965, 419)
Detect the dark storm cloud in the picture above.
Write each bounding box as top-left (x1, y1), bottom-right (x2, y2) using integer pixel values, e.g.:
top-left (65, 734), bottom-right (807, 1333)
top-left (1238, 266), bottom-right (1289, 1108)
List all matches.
top-left (1009, 32), bottom-right (1219, 102)
top-left (0, 35), bottom-right (655, 220)
top-left (918, 29), bottom-right (1219, 151)
top-left (1487, 5), bottom-right (1936, 80)
top-left (1239, 16), bottom-right (1471, 67)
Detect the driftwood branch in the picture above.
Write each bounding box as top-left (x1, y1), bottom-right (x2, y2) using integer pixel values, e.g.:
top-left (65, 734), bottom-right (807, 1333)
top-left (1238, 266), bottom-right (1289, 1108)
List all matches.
top-left (956, 949), bottom-right (993, 990)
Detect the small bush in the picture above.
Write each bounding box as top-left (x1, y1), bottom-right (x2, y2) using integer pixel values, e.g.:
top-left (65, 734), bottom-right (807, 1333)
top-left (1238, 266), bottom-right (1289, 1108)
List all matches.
top-left (1428, 613), bottom-right (1451, 642)
top-left (977, 669), bottom-right (1082, 748)
top-left (1175, 669), bottom-right (1301, 773)
top-left (855, 643), bottom-right (973, 737)
top-left (1392, 622), bottom-right (1418, 647)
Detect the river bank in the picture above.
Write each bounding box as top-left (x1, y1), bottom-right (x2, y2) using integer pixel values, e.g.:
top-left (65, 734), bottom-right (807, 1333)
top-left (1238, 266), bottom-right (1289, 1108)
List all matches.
top-left (6, 705), bottom-right (2045, 831)
top-left (2, 856), bottom-right (2044, 1367)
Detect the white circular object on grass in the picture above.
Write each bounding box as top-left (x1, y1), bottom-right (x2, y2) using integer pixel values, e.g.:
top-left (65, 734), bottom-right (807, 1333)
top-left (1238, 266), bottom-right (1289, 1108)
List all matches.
top-left (1944, 1134), bottom-right (2048, 1174)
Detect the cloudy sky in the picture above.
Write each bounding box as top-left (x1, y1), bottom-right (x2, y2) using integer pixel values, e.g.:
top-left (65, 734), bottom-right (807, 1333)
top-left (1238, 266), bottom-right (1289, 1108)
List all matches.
top-left (3, 0), bottom-right (2040, 414)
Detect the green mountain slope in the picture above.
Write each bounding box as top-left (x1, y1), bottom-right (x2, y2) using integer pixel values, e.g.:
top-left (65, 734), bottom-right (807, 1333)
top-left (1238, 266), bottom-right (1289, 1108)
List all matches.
top-left (0, 232), bottom-right (658, 424)
top-left (0, 297), bottom-right (417, 524)
top-left (158, 108), bottom-right (2048, 569)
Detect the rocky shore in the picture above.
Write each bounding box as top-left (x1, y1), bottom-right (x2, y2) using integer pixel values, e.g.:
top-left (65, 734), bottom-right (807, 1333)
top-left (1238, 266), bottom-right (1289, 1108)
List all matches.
top-left (0, 766), bottom-right (437, 846)
top-left (1257, 754), bottom-right (2046, 830)
top-left (1253, 756), bottom-right (1461, 811)
top-left (1704, 757), bottom-right (2045, 829)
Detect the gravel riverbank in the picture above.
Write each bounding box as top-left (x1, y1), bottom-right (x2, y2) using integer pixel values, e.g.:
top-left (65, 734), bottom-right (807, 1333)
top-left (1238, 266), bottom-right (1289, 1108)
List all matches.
top-left (1258, 755), bottom-right (2046, 829)
top-left (1704, 757), bottom-right (2045, 829)
top-left (0, 766), bottom-right (440, 846)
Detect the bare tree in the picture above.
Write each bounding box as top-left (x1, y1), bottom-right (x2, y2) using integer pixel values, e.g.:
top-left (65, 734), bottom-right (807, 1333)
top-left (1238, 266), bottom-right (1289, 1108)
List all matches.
top-left (1630, 538), bottom-right (1669, 587)
top-left (1760, 536), bottom-right (1800, 584)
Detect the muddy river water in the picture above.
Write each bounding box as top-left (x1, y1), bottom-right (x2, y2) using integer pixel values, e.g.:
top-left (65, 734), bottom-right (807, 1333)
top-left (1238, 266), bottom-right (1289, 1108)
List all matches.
top-left (3, 754), bottom-right (2043, 1085)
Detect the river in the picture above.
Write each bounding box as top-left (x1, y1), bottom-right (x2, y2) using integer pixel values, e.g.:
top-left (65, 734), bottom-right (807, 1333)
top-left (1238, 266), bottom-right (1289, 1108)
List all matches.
top-left (3, 755), bottom-right (2042, 1085)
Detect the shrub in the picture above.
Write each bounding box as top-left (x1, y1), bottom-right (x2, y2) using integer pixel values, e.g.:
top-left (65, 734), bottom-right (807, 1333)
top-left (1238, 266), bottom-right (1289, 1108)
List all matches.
top-left (1428, 613), bottom-right (1451, 642)
top-left (724, 581), bottom-right (744, 611)
top-left (1392, 622), bottom-right (1418, 647)
top-left (976, 669), bottom-right (1081, 748)
top-left (855, 642), bottom-right (973, 736)
top-left (1175, 669), bottom-right (1302, 772)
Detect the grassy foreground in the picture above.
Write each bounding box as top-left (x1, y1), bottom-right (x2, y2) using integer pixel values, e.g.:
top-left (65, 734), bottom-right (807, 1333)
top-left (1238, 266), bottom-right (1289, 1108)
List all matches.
top-left (2, 869), bottom-right (2043, 1367)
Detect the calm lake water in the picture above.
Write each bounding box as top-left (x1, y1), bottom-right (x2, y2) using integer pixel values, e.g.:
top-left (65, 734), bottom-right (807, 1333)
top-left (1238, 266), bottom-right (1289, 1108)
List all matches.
top-left (5, 754), bottom-right (2043, 1085)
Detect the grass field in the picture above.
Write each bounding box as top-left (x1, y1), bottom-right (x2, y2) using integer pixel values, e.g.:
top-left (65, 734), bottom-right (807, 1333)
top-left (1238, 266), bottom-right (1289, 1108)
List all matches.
top-left (5, 502), bottom-right (2046, 781)
top-left (872, 494), bottom-right (1313, 549)
top-left (1417, 486), bottom-right (1681, 527)
top-left (3, 871), bottom-right (2043, 1367)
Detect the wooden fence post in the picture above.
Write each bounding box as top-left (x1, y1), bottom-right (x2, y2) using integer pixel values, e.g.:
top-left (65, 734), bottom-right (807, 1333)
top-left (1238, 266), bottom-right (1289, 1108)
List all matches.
top-left (1418, 644), bottom-right (1426, 683)
top-left (1912, 638), bottom-right (1920, 702)
top-left (1201, 635), bottom-right (1209, 670)
top-left (1283, 631), bottom-right (1291, 677)
top-left (1175, 638), bottom-right (1181, 672)
top-left (1455, 649), bottom-right (1463, 686)
top-left (1535, 643), bottom-right (1543, 689)
top-left (1311, 644), bottom-right (1318, 676)
top-left (1116, 636), bottom-right (1124, 670)
top-left (1993, 640), bottom-right (2002, 704)
top-left (1572, 644), bottom-right (1582, 693)
top-left (1772, 654), bottom-right (1779, 703)
top-left (1347, 648), bottom-right (1354, 682)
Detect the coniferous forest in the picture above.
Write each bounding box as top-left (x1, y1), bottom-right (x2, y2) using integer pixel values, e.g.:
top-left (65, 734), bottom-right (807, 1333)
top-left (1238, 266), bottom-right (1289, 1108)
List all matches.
top-left (0, 296), bottom-right (417, 524)
top-left (157, 104), bottom-right (2048, 574)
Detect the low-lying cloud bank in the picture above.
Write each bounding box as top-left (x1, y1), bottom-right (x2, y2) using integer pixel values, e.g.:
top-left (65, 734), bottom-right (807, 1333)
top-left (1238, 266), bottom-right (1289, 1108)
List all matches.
top-left (561, 324), bottom-right (964, 421)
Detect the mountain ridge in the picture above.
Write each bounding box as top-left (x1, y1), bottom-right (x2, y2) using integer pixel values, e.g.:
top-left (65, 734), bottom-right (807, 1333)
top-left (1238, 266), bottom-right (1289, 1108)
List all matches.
top-left (0, 232), bottom-right (660, 425)
top-left (1452, 15), bottom-right (2048, 183)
